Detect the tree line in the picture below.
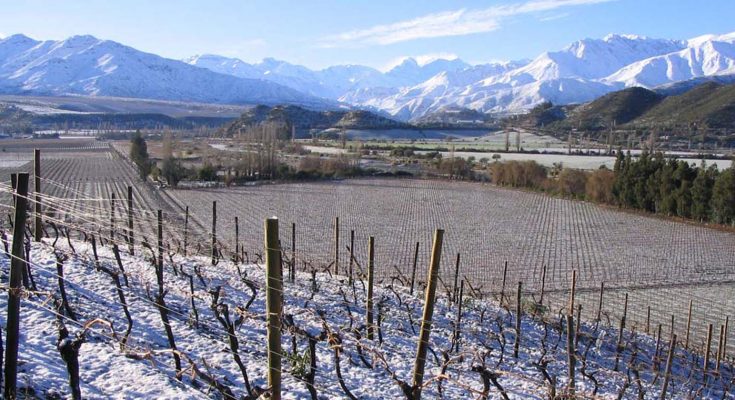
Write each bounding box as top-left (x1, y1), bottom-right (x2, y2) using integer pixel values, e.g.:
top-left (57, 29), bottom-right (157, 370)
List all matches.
top-left (490, 151), bottom-right (735, 226)
top-left (612, 151), bottom-right (735, 224)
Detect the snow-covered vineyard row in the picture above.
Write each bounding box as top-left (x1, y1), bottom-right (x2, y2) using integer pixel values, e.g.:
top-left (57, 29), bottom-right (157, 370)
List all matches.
top-left (170, 179), bottom-right (735, 358)
top-left (2, 228), bottom-right (734, 399)
top-left (0, 143), bottom-right (733, 398)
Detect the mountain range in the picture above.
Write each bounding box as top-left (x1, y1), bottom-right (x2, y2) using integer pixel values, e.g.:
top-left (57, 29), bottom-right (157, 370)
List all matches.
top-left (0, 34), bottom-right (331, 108)
top-left (2, 31), bottom-right (735, 121)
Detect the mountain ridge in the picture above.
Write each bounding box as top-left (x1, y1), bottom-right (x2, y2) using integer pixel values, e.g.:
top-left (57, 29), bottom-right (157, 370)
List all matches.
top-left (0, 34), bottom-right (333, 109)
top-left (3, 31), bottom-right (735, 121)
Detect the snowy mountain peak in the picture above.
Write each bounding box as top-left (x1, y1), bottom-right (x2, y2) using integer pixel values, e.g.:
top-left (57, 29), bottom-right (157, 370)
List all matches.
top-left (4, 31), bottom-right (735, 120)
top-left (687, 32), bottom-right (735, 47)
top-left (0, 33), bottom-right (37, 44)
top-left (603, 33), bottom-right (649, 42)
top-left (0, 35), bottom-right (331, 107)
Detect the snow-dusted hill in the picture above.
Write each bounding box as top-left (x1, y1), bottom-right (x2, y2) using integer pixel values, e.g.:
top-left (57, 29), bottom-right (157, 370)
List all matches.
top-left (2, 234), bottom-right (733, 398)
top-left (0, 35), bottom-right (331, 108)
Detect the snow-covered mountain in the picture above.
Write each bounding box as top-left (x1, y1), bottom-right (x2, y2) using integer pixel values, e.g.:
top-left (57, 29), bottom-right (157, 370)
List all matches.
top-left (184, 54), bottom-right (467, 99)
top-left (3, 32), bottom-right (735, 120)
top-left (0, 34), bottom-right (332, 108)
top-left (604, 32), bottom-right (735, 87)
top-left (188, 32), bottom-right (735, 120)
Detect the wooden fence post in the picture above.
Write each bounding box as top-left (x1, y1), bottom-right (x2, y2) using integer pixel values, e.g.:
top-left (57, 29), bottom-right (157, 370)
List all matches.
top-left (539, 264), bottom-right (546, 306)
top-left (410, 241), bottom-right (419, 295)
top-left (717, 324), bottom-right (725, 372)
top-left (412, 229), bottom-right (444, 400)
top-left (3, 173), bottom-right (29, 399)
top-left (183, 205), bottom-right (189, 257)
top-left (569, 270), bottom-right (576, 315)
top-left (110, 192), bottom-right (116, 240)
top-left (452, 253), bottom-right (461, 303)
top-left (235, 216), bottom-right (240, 263)
top-left (704, 323), bottom-right (713, 376)
top-left (367, 236), bottom-right (375, 340)
top-left (614, 293), bottom-right (628, 372)
top-left (500, 261), bottom-right (508, 306)
top-left (33, 149), bottom-right (41, 242)
top-left (659, 334), bottom-right (677, 400)
top-left (567, 270), bottom-right (577, 395)
top-left (685, 300), bottom-right (693, 350)
top-left (567, 314), bottom-right (576, 395)
top-left (348, 229), bottom-right (354, 286)
top-left (334, 217), bottom-right (339, 275)
top-left (127, 186), bottom-right (134, 255)
top-left (514, 281), bottom-right (522, 358)
top-left (211, 201), bottom-right (217, 265)
top-left (596, 281), bottom-right (605, 322)
top-left (264, 218), bottom-right (283, 400)
top-left (158, 210), bottom-right (164, 274)
top-left (453, 280), bottom-right (464, 352)
top-left (291, 222), bottom-right (296, 283)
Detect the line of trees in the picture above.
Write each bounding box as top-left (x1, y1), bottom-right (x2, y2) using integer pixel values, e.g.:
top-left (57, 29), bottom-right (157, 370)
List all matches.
top-left (613, 151), bottom-right (735, 224)
top-left (489, 152), bottom-right (735, 226)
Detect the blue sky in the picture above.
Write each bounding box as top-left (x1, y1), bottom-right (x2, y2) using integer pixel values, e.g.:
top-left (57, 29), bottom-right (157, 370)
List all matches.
top-left (1, 0), bottom-right (734, 70)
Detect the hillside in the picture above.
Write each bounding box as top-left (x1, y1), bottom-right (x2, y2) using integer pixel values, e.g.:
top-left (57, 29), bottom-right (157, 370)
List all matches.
top-left (635, 81), bottom-right (735, 128)
top-left (0, 104), bottom-right (236, 133)
top-left (413, 106), bottom-right (497, 128)
top-left (511, 102), bottom-right (572, 129)
top-left (555, 87), bottom-right (664, 130)
top-left (225, 105), bottom-right (411, 134)
top-left (4, 235), bottom-right (732, 399)
top-left (529, 81), bottom-right (735, 135)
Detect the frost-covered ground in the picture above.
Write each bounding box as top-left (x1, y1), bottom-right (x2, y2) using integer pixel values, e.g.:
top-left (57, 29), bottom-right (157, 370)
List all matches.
top-left (1, 235), bottom-right (732, 399)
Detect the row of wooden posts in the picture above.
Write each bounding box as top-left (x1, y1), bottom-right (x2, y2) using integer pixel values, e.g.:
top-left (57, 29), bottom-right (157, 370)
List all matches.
top-left (261, 218), bottom-right (447, 400)
top-left (3, 151), bottom-right (731, 399)
top-left (261, 220), bottom-right (729, 399)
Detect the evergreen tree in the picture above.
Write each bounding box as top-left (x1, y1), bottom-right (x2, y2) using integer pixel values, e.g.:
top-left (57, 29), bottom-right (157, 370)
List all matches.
top-left (129, 130), bottom-right (152, 180)
top-left (711, 168), bottom-right (735, 225)
top-left (673, 161), bottom-right (695, 218)
top-left (611, 149), bottom-right (626, 203)
top-left (658, 159), bottom-right (677, 216)
top-left (620, 151), bottom-right (636, 207)
top-left (676, 180), bottom-right (692, 218)
top-left (690, 163), bottom-right (717, 221)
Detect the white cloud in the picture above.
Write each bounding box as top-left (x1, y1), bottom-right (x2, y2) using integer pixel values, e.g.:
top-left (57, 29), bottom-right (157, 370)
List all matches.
top-left (319, 0), bottom-right (614, 48)
top-left (539, 12), bottom-right (571, 21)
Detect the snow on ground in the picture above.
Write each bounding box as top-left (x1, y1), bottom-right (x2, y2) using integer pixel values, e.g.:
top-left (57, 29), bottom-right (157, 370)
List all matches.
top-left (0, 234), bottom-right (731, 399)
top-left (421, 150), bottom-right (734, 170)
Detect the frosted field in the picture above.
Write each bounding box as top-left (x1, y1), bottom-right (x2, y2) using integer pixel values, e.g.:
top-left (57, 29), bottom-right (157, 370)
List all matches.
top-left (0, 141), bottom-right (734, 397)
top-left (168, 178), bottom-right (735, 353)
top-left (419, 150), bottom-right (734, 170)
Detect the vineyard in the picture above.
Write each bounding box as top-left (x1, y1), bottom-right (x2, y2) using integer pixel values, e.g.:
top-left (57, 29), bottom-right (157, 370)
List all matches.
top-left (0, 139), bottom-right (733, 398)
top-left (169, 179), bottom-right (735, 356)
